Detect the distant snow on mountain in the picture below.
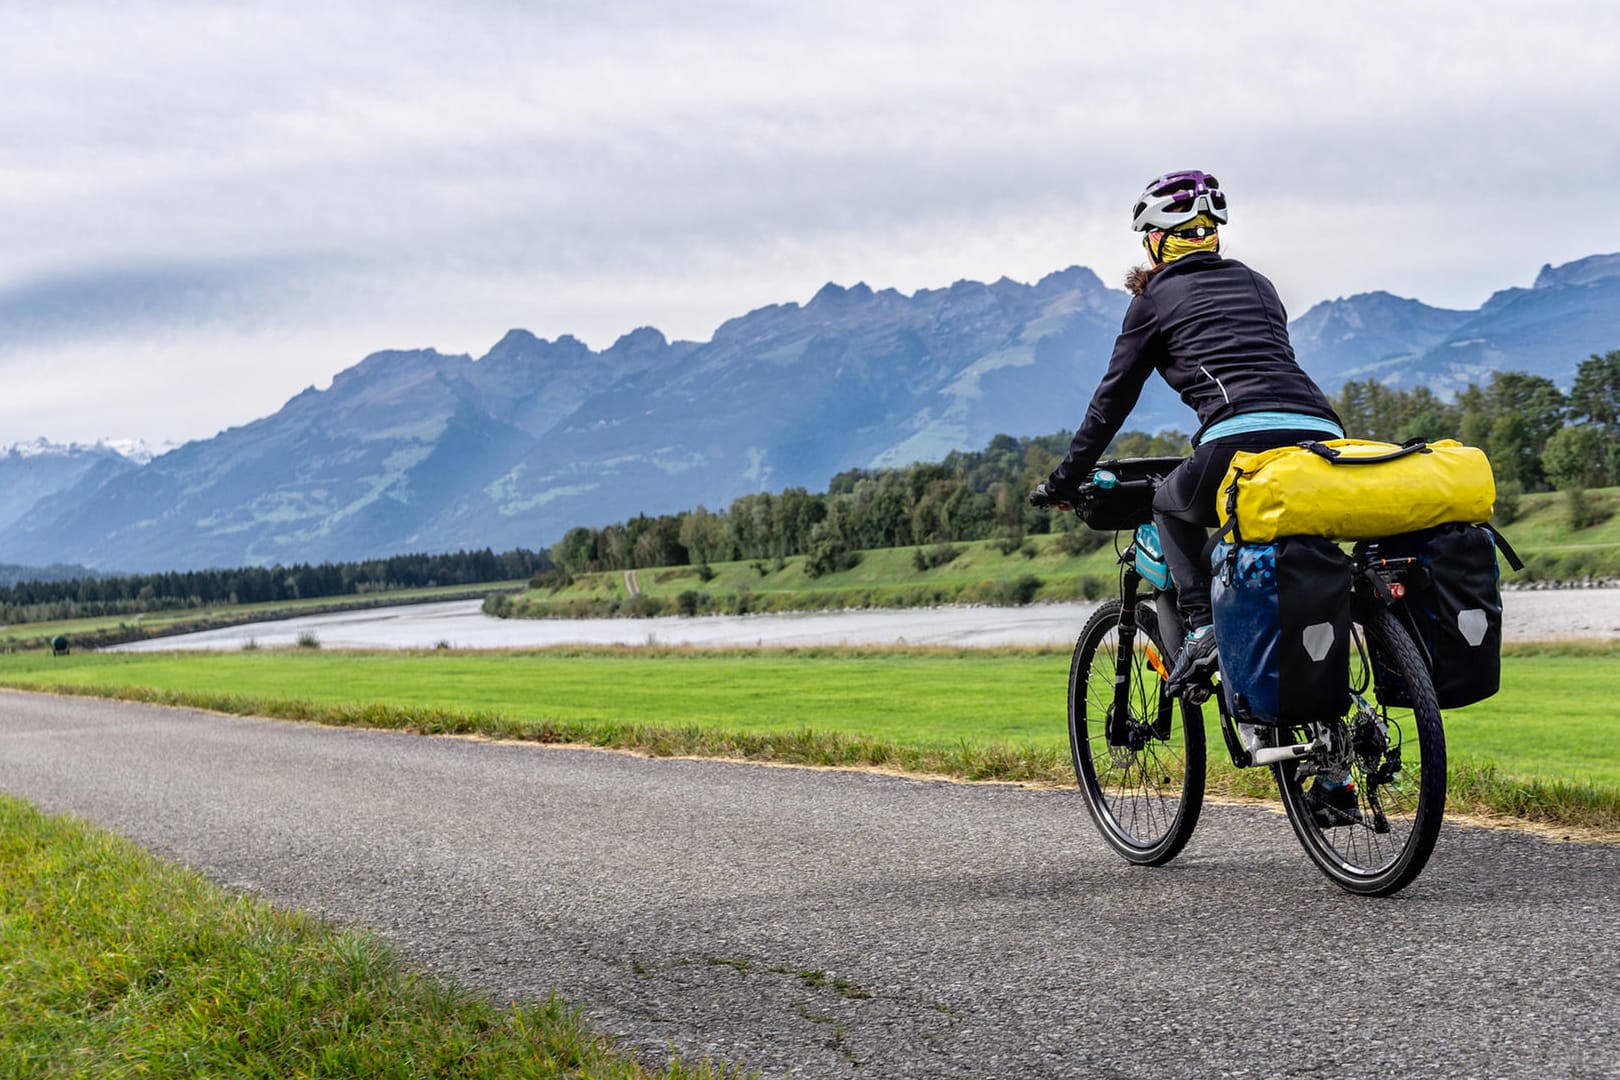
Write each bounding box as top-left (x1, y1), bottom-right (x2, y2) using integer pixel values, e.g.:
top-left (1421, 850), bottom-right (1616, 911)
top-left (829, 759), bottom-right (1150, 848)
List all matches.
top-left (3, 253), bottom-right (1616, 573)
top-left (1, 437), bottom-right (174, 464)
top-left (0, 439), bottom-right (141, 539)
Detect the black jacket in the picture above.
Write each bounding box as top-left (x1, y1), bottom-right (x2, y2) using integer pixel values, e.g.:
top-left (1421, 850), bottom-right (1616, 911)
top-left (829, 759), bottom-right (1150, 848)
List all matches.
top-left (1047, 252), bottom-right (1340, 491)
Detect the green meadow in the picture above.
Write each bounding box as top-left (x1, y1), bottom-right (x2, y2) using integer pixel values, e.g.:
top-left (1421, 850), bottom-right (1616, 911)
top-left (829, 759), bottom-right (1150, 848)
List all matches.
top-left (4, 642), bottom-right (1617, 830)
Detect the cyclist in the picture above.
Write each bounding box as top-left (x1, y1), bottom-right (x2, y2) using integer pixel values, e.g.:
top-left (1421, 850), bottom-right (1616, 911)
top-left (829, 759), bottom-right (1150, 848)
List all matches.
top-left (1031, 170), bottom-right (1344, 696)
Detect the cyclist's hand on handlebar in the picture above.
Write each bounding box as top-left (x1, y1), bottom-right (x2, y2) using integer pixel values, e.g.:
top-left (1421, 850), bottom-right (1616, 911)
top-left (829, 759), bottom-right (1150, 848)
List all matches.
top-left (1028, 480), bottom-right (1073, 510)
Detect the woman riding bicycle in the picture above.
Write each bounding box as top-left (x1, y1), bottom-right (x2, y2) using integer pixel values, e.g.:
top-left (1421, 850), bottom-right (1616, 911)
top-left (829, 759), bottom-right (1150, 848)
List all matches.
top-left (1032, 170), bottom-right (1343, 694)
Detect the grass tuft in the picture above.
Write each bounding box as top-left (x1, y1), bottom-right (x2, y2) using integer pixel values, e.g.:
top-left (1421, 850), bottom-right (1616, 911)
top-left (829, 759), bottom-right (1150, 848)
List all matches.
top-left (0, 792), bottom-right (749, 1078)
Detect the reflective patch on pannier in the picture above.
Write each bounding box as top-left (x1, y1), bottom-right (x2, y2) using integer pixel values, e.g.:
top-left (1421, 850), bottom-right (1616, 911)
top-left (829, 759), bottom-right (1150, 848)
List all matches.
top-left (1301, 622), bottom-right (1336, 662)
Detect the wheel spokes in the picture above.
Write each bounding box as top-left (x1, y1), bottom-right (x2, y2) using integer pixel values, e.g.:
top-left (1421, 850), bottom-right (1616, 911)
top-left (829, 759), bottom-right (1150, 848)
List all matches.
top-left (1081, 628), bottom-right (1186, 845)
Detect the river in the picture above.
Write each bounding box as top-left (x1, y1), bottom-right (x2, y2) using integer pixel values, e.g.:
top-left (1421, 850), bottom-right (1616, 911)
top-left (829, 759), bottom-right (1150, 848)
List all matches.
top-left (104, 587), bottom-right (1620, 652)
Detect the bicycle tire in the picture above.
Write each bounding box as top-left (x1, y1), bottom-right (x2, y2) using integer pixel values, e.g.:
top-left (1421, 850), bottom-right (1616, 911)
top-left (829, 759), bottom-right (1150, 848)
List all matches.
top-left (1273, 604), bottom-right (1446, 896)
top-left (1068, 598), bottom-right (1206, 865)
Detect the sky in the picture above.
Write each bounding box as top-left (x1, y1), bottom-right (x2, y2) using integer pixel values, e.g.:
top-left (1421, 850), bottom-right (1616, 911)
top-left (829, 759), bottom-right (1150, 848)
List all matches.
top-left (5, 0), bottom-right (1620, 449)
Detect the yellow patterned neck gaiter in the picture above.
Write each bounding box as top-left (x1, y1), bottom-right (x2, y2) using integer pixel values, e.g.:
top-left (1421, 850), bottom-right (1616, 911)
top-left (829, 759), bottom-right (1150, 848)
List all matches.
top-left (1147, 213), bottom-right (1221, 263)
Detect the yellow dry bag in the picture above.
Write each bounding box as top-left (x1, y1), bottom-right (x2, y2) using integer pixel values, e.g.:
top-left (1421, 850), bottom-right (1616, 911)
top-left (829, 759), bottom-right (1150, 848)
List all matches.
top-left (1216, 438), bottom-right (1496, 543)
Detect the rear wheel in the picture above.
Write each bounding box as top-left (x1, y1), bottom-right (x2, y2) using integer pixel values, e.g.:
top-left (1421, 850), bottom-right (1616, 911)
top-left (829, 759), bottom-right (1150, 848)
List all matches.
top-left (1069, 599), bottom-right (1205, 865)
top-left (1273, 605), bottom-right (1446, 896)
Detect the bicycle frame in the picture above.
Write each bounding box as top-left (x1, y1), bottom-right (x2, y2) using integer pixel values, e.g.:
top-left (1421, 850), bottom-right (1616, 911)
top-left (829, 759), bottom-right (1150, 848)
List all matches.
top-left (1105, 527), bottom-right (1185, 749)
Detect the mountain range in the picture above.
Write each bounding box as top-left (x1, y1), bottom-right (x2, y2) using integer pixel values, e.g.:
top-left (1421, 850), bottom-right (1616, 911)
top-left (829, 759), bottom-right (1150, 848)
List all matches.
top-left (4, 252), bottom-right (1618, 574)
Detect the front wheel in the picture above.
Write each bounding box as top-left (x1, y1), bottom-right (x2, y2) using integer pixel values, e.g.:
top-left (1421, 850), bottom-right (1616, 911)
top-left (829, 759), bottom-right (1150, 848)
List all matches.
top-left (1273, 605), bottom-right (1446, 896)
top-left (1069, 598), bottom-right (1206, 865)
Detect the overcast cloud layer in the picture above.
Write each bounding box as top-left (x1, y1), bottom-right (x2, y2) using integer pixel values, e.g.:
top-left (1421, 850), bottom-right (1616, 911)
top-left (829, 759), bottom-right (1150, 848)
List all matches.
top-left (5, 0), bottom-right (1620, 447)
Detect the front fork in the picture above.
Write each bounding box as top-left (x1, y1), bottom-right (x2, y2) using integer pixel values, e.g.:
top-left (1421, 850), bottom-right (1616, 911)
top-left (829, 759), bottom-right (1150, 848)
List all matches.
top-left (1108, 567), bottom-right (1143, 746)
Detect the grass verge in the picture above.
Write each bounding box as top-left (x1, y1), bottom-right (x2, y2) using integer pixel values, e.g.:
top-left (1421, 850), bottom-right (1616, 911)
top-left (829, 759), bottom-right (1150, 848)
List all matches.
top-left (5, 640), bottom-right (1618, 836)
top-left (0, 791), bottom-right (743, 1079)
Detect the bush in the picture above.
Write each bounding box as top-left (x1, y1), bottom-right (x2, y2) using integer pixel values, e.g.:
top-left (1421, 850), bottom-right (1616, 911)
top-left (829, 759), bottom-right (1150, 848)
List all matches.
top-left (1077, 575), bottom-right (1109, 600)
top-left (295, 631), bottom-right (321, 649)
top-left (483, 594), bottom-right (514, 618)
top-left (750, 560), bottom-right (771, 577)
top-left (1055, 528), bottom-right (1109, 556)
top-left (696, 563), bottom-right (717, 582)
top-left (1017, 539), bottom-right (1038, 559)
top-left (675, 590), bottom-right (706, 617)
top-left (912, 543), bottom-right (963, 571)
top-left (805, 537), bottom-right (860, 579)
top-left (994, 534), bottom-right (1026, 556)
top-left (1566, 488), bottom-right (1614, 531)
top-left (999, 574), bottom-right (1043, 606)
top-left (528, 567), bottom-right (574, 592)
top-left (1544, 424), bottom-right (1616, 490)
top-left (627, 593), bottom-right (665, 617)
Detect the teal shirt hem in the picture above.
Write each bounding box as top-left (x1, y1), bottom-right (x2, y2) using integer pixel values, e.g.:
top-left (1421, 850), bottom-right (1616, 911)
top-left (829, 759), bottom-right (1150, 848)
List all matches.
top-left (1197, 411), bottom-right (1344, 446)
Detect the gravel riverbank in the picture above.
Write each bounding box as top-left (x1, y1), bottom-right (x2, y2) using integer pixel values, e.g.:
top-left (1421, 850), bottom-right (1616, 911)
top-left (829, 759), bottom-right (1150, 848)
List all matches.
top-left (105, 587), bottom-right (1620, 652)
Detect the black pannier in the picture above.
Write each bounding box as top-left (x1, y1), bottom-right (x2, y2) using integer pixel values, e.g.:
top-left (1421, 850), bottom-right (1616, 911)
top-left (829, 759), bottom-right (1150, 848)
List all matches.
top-left (1210, 535), bottom-right (1352, 725)
top-left (1358, 523), bottom-right (1514, 709)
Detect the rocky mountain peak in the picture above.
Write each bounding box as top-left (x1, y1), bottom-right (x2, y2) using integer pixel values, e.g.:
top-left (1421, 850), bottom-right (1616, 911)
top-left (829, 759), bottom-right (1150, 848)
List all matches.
top-left (483, 328), bottom-right (541, 358)
top-left (1035, 265), bottom-right (1108, 296)
top-left (807, 281), bottom-right (875, 309)
top-left (332, 347), bottom-right (463, 389)
top-left (1533, 252), bottom-right (1620, 290)
top-left (606, 326), bottom-right (669, 354)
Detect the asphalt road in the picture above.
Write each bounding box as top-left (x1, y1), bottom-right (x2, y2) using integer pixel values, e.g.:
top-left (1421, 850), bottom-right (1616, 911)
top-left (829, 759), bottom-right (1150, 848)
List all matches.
top-left (3, 690), bottom-right (1617, 1078)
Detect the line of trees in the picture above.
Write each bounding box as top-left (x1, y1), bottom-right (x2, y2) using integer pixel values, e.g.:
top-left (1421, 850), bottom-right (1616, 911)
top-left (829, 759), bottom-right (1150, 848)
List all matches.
top-left (550, 351), bottom-right (1619, 579)
top-left (548, 428), bottom-right (1188, 579)
top-left (1331, 351), bottom-right (1620, 492)
top-left (0, 547), bottom-right (551, 625)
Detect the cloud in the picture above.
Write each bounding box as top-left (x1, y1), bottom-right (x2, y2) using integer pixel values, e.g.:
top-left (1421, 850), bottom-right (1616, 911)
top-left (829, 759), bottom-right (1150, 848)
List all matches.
top-left (5, 0), bottom-right (1620, 444)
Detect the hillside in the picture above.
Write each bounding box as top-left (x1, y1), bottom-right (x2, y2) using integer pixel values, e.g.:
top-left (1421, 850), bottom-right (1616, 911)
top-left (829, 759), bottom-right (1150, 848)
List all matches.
top-left (501, 485), bottom-right (1620, 621)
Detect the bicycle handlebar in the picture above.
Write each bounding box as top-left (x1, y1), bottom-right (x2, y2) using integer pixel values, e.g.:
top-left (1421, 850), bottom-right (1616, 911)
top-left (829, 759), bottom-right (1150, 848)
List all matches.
top-left (1030, 456), bottom-right (1186, 522)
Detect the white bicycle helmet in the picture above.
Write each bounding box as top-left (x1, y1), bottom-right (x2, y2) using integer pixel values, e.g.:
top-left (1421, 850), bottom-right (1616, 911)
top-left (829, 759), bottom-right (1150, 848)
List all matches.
top-left (1131, 170), bottom-right (1228, 232)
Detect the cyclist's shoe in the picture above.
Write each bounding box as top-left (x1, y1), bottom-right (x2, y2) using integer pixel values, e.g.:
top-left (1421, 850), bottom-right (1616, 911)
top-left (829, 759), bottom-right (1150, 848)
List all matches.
top-left (1305, 777), bottom-right (1363, 829)
top-left (1165, 625), bottom-right (1219, 699)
